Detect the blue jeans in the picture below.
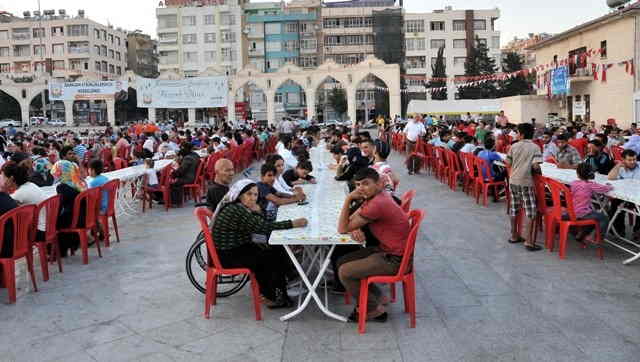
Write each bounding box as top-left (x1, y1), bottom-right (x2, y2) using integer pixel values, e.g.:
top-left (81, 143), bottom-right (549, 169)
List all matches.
top-left (578, 210), bottom-right (610, 236)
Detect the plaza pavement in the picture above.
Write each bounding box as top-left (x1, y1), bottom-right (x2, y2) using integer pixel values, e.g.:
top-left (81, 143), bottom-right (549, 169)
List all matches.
top-left (1, 151), bottom-right (639, 362)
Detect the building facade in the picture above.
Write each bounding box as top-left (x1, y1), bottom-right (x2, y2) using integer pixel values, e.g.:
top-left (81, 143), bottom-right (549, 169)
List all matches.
top-left (502, 32), bottom-right (552, 69)
top-left (126, 31), bottom-right (159, 78)
top-left (527, 3), bottom-right (640, 128)
top-left (404, 6), bottom-right (501, 99)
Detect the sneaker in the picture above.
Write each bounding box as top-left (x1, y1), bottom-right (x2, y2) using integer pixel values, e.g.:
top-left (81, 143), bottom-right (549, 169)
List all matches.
top-left (347, 306), bottom-right (388, 323)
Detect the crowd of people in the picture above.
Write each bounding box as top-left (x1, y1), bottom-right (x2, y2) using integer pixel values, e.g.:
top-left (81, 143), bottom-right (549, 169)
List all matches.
top-left (396, 112), bottom-right (640, 252)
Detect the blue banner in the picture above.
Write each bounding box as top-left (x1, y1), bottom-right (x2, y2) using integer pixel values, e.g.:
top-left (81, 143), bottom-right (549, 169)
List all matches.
top-left (551, 66), bottom-right (569, 95)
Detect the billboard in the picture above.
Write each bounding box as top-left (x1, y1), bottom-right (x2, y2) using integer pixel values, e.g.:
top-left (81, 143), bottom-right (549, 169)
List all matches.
top-left (551, 66), bottom-right (569, 95)
top-left (48, 80), bottom-right (129, 101)
top-left (136, 76), bottom-right (228, 109)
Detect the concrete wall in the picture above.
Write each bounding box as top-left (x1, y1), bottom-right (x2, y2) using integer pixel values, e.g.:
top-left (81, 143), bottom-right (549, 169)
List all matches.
top-left (531, 15), bottom-right (636, 128)
top-left (500, 95), bottom-right (551, 124)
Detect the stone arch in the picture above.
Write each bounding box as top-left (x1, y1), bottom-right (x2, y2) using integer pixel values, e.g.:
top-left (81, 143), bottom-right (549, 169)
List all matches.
top-left (29, 89), bottom-right (66, 120)
top-left (272, 78), bottom-right (308, 121)
top-left (0, 89), bottom-right (23, 121)
top-left (353, 72), bottom-right (391, 122)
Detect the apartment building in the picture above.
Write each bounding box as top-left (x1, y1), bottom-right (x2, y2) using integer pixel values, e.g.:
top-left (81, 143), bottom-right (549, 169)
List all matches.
top-left (404, 6), bottom-right (501, 97)
top-left (127, 31), bottom-right (159, 78)
top-left (244, 0), bottom-right (322, 120)
top-left (156, 0), bottom-right (247, 78)
top-left (0, 9), bottom-right (128, 81)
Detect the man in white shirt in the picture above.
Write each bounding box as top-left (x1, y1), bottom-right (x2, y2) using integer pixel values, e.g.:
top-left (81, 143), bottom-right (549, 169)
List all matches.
top-left (280, 118), bottom-right (294, 135)
top-left (403, 117), bottom-right (426, 154)
top-left (143, 136), bottom-right (156, 157)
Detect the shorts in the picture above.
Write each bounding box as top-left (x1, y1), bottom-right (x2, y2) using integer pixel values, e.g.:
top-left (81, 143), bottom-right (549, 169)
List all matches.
top-left (509, 184), bottom-right (537, 219)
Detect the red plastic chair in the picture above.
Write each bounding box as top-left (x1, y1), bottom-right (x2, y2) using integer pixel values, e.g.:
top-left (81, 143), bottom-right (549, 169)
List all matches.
top-left (98, 179), bottom-right (120, 247)
top-left (194, 207), bottom-right (262, 320)
top-left (357, 209), bottom-right (425, 334)
top-left (184, 160), bottom-right (205, 202)
top-left (474, 156), bottom-right (506, 207)
top-left (59, 188), bottom-right (102, 265)
top-left (460, 152), bottom-right (477, 196)
top-left (434, 147), bottom-right (449, 184)
top-left (0, 205), bottom-right (37, 303)
top-left (400, 190), bottom-right (416, 214)
top-left (33, 195), bottom-right (63, 282)
top-left (611, 146), bottom-right (624, 162)
top-left (445, 150), bottom-right (464, 192)
top-left (544, 178), bottom-right (604, 260)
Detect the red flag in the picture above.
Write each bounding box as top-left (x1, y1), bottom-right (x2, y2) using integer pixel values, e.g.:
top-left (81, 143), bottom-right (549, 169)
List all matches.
top-left (592, 63), bottom-right (598, 81)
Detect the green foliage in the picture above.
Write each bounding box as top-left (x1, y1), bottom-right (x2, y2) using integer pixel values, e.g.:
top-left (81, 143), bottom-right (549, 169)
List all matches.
top-left (458, 36), bottom-right (498, 99)
top-left (498, 51), bottom-right (533, 97)
top-left (327, 87), bottom-right (347, 120)
top-left (426, 46), bottom-right (447, 100)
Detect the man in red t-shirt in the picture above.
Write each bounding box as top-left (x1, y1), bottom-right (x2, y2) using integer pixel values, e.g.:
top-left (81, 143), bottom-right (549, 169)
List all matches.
top-left (337, 167), bottom-right (410, 322)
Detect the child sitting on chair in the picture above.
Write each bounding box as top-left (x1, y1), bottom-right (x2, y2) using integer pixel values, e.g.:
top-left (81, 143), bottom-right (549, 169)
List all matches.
top-left (569, 162), bottom-right (613, 243)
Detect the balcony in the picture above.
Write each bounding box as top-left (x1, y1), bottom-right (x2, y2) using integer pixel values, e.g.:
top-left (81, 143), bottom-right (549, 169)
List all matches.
top-left (569, 65), bottom-right (594, 82)
top-left (11, 33), bottom-right (31, 41)
top-left (248, 48), bottom-right (264, 57)
top-left (68, 47), bottom-right (90, 54)
top-left (158, 36), bottom-right (178, 44)
top-left (300, 47), bottom-right (317, 54)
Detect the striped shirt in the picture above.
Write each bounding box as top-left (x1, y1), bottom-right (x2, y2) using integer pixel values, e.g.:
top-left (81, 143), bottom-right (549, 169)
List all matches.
top-left (212, 203), bottom-right (293, 250)
top-left (569, 180), bottom-right (613, 218)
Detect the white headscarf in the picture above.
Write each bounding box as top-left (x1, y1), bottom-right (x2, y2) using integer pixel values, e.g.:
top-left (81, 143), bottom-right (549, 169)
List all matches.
top-left (212, 178), bottom-right (255, 218)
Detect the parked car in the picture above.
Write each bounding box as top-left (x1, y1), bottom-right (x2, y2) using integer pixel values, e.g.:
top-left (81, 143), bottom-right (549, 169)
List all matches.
top-left (47, 119), bottom-right (66, 126)
top-left (29, 117), bottom-right (47, 126)
top-left (0, 119), bottom-right (19, 128)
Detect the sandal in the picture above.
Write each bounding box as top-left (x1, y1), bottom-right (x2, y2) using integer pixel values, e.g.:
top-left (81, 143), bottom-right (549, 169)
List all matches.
top-left (347, 306), bottom-right (387, 323)
top-left (508, 237), bottom-right (525, 244)
top-left (525, 244), bottom-right (542, 252)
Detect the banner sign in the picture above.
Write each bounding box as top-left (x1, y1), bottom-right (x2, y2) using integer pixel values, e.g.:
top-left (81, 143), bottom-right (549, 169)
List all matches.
top-left (136, 76), bottom-right (228, 109)
top-left (573, 101), bottom-right (586, 116)
top-left (551, 66), bottom-right (569, 95)
top-left (48, 80), bottom-right (128, 101)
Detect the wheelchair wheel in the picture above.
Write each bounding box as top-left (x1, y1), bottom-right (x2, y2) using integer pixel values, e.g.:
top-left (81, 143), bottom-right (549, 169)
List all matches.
top-left (185, 231), bottom-right (249, 297)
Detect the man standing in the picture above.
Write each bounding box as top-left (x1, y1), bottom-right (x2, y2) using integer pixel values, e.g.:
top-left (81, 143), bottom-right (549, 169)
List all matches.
top-left (205, 158), bottom-right (234, 209)
top-left (496, 110), bottom-right (509, 128)
top-left (541, 131), bottom-right (558, 161)
top-left (280, 118), bottom-right (294, 137)
top-left (403, 117), bottom-right (426, 175)
top-left (555, 134), bottom-right (581, 169)
top-left (505, 123), bottom-right (543, 251)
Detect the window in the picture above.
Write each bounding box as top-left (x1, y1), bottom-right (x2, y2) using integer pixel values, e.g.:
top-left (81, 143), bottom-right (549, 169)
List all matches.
top-left (430, 21), bottom-right (445, 31)
top-left (53, 60), bottom-right (65, 70)
top-left (0, 63), bottom-right (10, 73)
top-left (94, 45), bottom-right (100, 55)
top-left (453, 39), bottom-right (466, 49)
top-left (221, 31), bottom-right (236, 43)
top-left (406, 56), bottom-right (426, 69)
top-left (491, 36), bottom-right (500, 49)
top-left (283, 40), bottom-right (298, 51)
top-left (285, 23), bottom-right (298, 33)
top-left (299, 56), bottom-right (317, 68)
top-left (67, 24), bottom-right (88, 36)
top-left (600, 40), bottom-right (607, 58)
top-left (204, 14), bottom-right (215, 25)
top-left (116, 37), bottom-right (120, 46)
top-left (300, 23), bottom-right (309, 32)
top-left (406, 38), bottom-right (425, 50)
top-left (275, 93), bottom-right (283, 103)
top-left (221, 48), bottom-right (235, 61)
top-left (159, 32), bottom-right (178, 42)
top-left (94, 29), bottom-right (101, 39)
top-left (53, 44), bottom-right (64, 56)
top-left (221, 13), bottom-right (235, 26)
top-left (265, 23), bottom-right (280, 34)
top-left (204, 51), bottom-right (216, 62)
top-left (70, 59), bottom-right (84, 70)
top-left (454, 57), bottom-right (466, 66)
top-left (109, 49), bottom-right (115, 58)
top-left (13, 45), bottom-right (30, 57)
top-left (406, 20), bottom-right (424, 33)
top-left (183, 51), bottom-right (198, 64)
top-left (33, 28), bottom-right (45, 38)
top-left (477, 38), bottom-right (487, 47)
top-left (323, 18), bottom-right (339, 28)
top-left (158, 15), bottom-right (177, 28)
top-left (0, 47), bottom-right (8, 57)
top-left (182, 16), bottom-right (196, 26)
top-left (109, 34), bottom-right (114, 43)
top-left (431, 39), bottom-right (445, 49)
top-left (116, 66), bottom-right (121, 75)
top-left (204, 33), bottom-right (216, 43)
top-left (0, 31), bottom-right (7, 40)
top-left (101, 61), bottom-right (108, 72)
top-left (159, 50), bottom-right (178, 64)
top-left (12, 28), bottom-right (30, 40)
top-left (116, 51), bottom-right (121, 61)
top-left (183, 33), bottom-right (197, 44)
top-left (101, 45), bottom-right (107, 56)
top-left (109, 64), bottom-right (115, 74)
top-left (300, 39), bottom-right (317, 50)
top-left (473, 19), bottom-right (486, 31)
top-left (453, 20), bottom-right (466, 31)
top-left (33, 45), bottom-right (45, 56)
top-left (266, 41), bottom-right (281, 52)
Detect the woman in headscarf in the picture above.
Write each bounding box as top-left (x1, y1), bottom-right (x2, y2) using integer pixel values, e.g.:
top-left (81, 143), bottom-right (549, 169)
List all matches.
top-left (623, 134), bottom-right (640, 154)
top-left (211, 179), bottom-right (308, 308)
top-left (51, 145), bottom-right (87, 256)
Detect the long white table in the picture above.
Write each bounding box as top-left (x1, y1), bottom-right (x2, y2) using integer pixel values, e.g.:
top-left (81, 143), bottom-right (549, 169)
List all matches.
top-left (269, 143), bottom-right (360, 322)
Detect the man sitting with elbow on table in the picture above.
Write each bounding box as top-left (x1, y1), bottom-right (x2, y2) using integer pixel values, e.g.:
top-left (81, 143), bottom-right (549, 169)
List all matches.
top-left (555, 134), bottom-right (581, 169)
top-left (337, 167), bottom-right (410, 323)
top-left (607, 149), bottom-right (640, 238)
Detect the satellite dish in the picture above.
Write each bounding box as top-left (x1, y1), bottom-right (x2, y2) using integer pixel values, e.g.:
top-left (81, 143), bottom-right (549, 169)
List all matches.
top-left (607, 0), bottom-right (631, 9)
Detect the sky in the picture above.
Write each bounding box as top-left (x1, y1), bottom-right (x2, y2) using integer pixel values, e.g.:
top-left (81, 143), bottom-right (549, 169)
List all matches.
top-left (0, 0), bottom-right (618, 44)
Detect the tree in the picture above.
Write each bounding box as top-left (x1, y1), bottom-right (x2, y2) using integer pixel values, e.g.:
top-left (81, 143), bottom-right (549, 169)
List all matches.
top-left (426, 46), bottom-right (447, 100)
top-left (327, 87), bottom-right (347, 120)
top-left (458, 36), bottom-right (498, 99)
top-left (499, 51), bottom-right (533, 97)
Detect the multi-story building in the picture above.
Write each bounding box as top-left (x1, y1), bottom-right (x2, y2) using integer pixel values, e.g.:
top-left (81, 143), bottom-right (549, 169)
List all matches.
top-left (126, 31), bottom-right (159, 78)
top-left (404, 6), bottom-right (500, 99)
top-left (156, 0), bottom-right (247, 78)
top-left (0, 9), bottom-right (128, 81)
top-left (502, 33), bottom-right (553, 69)
top-left (244, 0), bottom-right (321, 120)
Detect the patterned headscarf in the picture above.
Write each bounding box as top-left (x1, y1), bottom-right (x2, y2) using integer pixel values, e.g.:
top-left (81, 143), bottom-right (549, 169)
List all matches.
top-left (33, 157), bottom-right (51, 175)
top-left (50, 160), bottom-right (87, 192)
top-left (212, 179), bottom-right (255, 218)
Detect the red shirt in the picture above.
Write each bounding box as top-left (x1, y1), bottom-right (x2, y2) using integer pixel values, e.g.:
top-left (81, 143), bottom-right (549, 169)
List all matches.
top-left (359, 191), bottom-right (410, 256)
